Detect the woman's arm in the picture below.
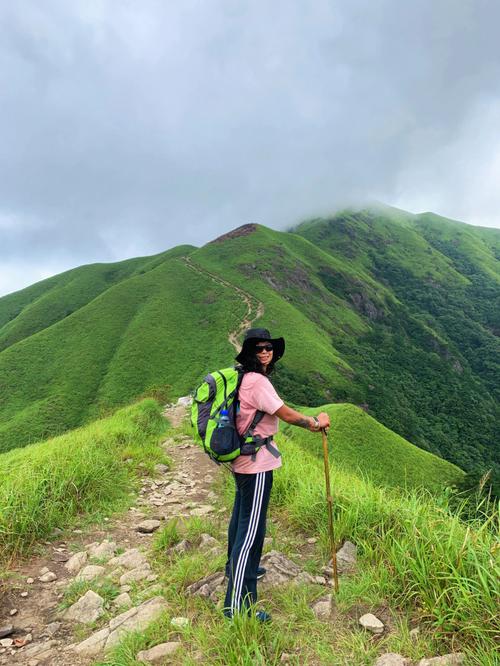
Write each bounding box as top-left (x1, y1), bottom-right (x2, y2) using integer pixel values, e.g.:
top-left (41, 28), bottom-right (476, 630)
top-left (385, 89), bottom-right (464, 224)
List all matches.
top-left (274, 404), bottom-right (330, 432)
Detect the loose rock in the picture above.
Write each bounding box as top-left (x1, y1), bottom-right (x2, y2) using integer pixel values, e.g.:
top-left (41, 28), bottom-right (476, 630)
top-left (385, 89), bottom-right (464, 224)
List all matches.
top-left (43, 622), bottom-right (61, 637)
top-left (359, 613), bottom-right (384, 634)
top-left (64, 551), bottom-right (88, 574)
top-left (119, 565), bottom-right (153, 585)
top-left (136, 520), bottom-right (161, 533)
top-left (88, 540), bottom-right (117, 560)
top-left (171, 616), bottom-right (189, 628)
top-left (136, 641), bottom-right (181, 663)
top-left (105, 596), bottom-right (167, 650)
top-left (155, 463), bottom-right (169, 474)
top-left (323, 540), bottom-right (357, 576)
top-left (113, 592), bottom-right (132, 608)
top-left (199, 533), bottom-right (219, 550)
top-left (259, 551), bottom-right (316, 587)
top-left (172, 539), bottom-right (191, 555)
top-left (311, 594), bottom-right (333, 620)
top-left (190, 505), bottom-right (215, 517)
top-left (76, 565), bottom-right (106, 581)
top-left (39, 571), bottom-right (57, 583)
top-left (64, 590), bottom-right (104, 623)
top-left (375, 654), bottom-right (411, 666)
top-left (109, 548), bottom-right (148, 570)
top-left (186, 571), bottom-right (226, 602)
top-left (23, 640), bottom-right (58, 659)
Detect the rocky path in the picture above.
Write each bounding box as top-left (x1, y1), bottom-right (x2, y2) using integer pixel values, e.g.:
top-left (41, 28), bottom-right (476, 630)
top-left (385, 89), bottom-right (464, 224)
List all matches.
top-left (0, 405), bottom-right (223, 665)
top-left (0, 403), bottom-right (467, 666)
top-left (182, 256), bottom-right (264, 352)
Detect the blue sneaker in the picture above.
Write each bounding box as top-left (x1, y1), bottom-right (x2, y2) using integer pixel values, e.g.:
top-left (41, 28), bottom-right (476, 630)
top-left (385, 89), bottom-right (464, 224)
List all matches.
top-left (255, 610), bottom-right (272, 623)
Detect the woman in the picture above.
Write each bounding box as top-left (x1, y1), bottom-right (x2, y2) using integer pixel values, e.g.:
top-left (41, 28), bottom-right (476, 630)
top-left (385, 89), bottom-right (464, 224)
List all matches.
top-left (224, 327), bottom-right (331, 622)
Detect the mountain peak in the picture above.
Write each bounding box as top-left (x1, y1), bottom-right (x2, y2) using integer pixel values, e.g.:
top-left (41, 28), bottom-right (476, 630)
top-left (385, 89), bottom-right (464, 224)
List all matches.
top-left (209, 223), bottom-right (259, 244)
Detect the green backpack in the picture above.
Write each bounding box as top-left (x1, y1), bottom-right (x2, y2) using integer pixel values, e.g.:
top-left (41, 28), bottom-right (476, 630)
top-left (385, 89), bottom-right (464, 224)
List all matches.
top-left (191, 366), bottom-right (278, 464)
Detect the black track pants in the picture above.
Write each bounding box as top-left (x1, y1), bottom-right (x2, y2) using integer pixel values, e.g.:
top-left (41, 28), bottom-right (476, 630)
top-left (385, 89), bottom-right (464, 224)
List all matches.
top-left (224, 470), bottom-right (273, 615)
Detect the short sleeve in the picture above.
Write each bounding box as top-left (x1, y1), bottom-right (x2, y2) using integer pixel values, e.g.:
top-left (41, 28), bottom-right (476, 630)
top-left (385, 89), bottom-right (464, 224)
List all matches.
top-left (252, 375), bottom-right (284, 415)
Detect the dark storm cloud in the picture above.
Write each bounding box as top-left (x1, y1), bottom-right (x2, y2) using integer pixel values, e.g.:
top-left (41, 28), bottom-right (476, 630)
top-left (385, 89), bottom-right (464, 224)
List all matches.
top-left (1, 1), bottom-right (499, 295)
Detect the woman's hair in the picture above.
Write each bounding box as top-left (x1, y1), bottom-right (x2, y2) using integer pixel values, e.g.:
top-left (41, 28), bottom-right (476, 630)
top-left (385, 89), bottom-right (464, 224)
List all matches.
top-left (238, 346), bottom-right (276, 376)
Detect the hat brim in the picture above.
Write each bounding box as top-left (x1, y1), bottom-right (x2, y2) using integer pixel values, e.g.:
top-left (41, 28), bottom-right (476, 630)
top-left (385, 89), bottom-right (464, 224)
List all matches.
top-left (235, 337), bottom-right (285, 364)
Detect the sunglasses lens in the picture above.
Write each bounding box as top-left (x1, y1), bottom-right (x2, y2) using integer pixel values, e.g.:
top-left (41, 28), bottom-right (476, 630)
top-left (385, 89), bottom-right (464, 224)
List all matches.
top-left (256, 344), bottom-right (273, 352)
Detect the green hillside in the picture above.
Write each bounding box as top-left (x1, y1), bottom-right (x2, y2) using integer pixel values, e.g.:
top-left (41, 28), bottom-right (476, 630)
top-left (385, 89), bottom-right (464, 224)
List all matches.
top-left (292, 206), bottom-right (499, 480)
top-left (281, 403), bottom-right (463, 492)
top-left (0, 206), bottom-right (497, 490)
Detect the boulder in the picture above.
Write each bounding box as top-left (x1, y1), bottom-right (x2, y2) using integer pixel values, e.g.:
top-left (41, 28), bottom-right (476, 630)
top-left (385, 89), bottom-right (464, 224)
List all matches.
top-left (64, 551), bottom-right (88, 574)
top-left (359, 613), bottom-right (384, 634)
top-left (64, 590), bottom-right (104, 623)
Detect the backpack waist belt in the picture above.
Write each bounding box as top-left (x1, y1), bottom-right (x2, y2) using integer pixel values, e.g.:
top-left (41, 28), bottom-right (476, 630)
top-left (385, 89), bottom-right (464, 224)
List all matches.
top-left (249, 435), bottom-right (281, 461)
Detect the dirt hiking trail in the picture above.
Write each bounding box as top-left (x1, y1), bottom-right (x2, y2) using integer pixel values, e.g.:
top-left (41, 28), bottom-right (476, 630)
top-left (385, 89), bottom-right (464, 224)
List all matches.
top-left (0, 405), bottom-right (224, 665)
top-left (182, 256), bottom-right (264, 352)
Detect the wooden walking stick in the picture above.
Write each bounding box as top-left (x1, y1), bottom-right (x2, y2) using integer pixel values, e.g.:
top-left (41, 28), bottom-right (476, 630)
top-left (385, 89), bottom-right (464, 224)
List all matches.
top-left (321, 427), bottom-right (339, 593)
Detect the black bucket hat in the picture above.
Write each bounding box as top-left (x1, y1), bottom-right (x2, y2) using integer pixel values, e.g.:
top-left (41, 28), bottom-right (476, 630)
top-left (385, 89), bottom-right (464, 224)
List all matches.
top-left (235, 327), bottom-right (285, 364)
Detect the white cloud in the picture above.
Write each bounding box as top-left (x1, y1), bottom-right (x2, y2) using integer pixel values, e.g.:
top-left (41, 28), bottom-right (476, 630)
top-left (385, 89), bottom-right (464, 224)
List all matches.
top-left (0, 0), bottom-right (499, 296)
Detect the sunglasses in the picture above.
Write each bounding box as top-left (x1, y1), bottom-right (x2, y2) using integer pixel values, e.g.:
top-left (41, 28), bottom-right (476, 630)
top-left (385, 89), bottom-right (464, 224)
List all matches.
top-left (255, 344), bottom-right (273, 353)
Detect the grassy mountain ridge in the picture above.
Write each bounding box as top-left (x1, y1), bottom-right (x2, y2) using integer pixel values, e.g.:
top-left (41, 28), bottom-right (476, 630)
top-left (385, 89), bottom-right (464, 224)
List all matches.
top-left (0, 246), bottom-right (195, 352)
top-left (0, 206), bottom-right (497, 487)
top-left (292, 207), bottom-right (499, 478)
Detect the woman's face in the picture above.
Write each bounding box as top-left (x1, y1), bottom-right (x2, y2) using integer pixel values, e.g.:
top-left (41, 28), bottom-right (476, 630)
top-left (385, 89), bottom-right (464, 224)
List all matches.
top-left (255, 342), bottom-right (273, 369)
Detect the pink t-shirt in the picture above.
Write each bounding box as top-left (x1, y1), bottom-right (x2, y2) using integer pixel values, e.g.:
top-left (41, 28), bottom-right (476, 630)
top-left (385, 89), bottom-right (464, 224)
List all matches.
top-left (231, 372), bottom-right (284, 474)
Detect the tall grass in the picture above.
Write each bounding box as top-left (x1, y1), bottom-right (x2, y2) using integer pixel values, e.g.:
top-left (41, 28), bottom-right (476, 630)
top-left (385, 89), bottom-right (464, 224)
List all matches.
top-left (0, 399), bottom-right (168, 559)
top-left (268, 432), bottom-right (499, 656)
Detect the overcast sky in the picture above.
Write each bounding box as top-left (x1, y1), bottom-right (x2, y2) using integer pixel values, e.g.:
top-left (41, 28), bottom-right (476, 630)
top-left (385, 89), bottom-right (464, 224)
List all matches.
top-left (1, 1), bottom-right (500, 297)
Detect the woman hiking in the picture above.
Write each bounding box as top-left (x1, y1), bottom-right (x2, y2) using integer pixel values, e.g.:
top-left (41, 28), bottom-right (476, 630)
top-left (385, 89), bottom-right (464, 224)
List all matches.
top-left (224, 327), bottom-right (330, 622)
